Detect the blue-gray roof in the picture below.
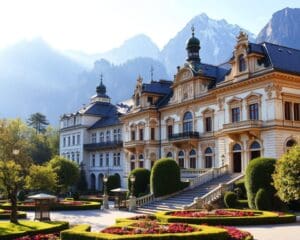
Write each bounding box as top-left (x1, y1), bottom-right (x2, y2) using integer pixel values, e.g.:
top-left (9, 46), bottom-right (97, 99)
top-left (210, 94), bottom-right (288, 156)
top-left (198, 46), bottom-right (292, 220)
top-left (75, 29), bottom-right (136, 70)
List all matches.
top-left (142, 80), bottom-right (173, 95)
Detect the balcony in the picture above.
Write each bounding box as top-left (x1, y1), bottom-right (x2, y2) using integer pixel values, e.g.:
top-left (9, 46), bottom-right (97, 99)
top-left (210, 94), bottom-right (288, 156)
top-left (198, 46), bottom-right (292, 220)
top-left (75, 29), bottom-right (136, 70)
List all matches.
top-left (222, 120), bottom-right (263, 140)
top-left (168, 131), bottom-right (200, 148)
top-left (124, 140), bottom-right (159, 153)
top-left (84, 141), bottom-right (123, 151)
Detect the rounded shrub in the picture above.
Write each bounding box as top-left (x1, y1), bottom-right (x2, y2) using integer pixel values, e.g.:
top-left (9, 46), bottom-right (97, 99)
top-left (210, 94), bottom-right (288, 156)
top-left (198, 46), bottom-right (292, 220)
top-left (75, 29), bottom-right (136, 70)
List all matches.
top-left (128, 168), bottom-right (150, 197)
top-left (234, 179), bottom-right (246, 199)
top-left (224, 191), bottom-right (237, 208)
top-left (107, 173), bottom-right (121, 193)
top-left (245, 157), bottom-right (276, 209)
top-left (150, 158), bottom-right (185, 197)
top-left (255, 188), bottom-right (272, 210)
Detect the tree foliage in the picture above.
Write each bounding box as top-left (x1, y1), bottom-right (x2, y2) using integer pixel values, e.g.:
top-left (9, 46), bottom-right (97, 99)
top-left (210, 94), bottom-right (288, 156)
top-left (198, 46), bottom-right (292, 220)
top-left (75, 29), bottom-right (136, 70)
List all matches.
top-left (27, 112), bottom-right (49, 134)
top-left (128, 168), bottom-right (150, 197)
top-left (76, 163), bottom-right (88, 193)
top-left (273, 145), bottom-right (300, 202)
top-left (26, 165), bottom-right (57, 192)
top-left (0, 119), bottom-right (32, 223)
top-left (48, 156), bottom-right (80, 193)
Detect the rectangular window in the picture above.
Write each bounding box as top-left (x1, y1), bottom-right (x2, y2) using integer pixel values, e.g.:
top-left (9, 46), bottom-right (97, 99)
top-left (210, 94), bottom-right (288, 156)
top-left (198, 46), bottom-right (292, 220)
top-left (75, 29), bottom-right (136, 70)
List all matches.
top-left (76, 152), bottom-right (80, 164)
top-left (63, 137), bottom-right (66, 147)
top-left (100, 132), bottom-right (104, 142)
top-left (150, 128), bottom-right (155, 140)
top-left (139, 161), bottom-right (144, 168)
top-left (205, 117), bottom-right (212, 132)
top-left (91, 133), bottom-right (97, 143)
top-left (68, 136), bottom-right (71, 146)
top-left (99, 154), bottom-right (103, 167)
top-left (131, 130), bottom-right (135, 141)
top-left (231, 107), bottom-right (240, 122)
top-left (91, 154), bottom-right (95, 167)
top-left (285, 102), bottom-right (292, 120)
top-left (72, 135), bottom-right (75, 145)
top-left (106, 153), bottom-right (109, 166)
top-left (249, 103), bottom-right (259, 120)
top-left (147, 96), bottom-right (153, 105)
top-left (167, 125), bottom-right (173, 137)
top-left (139, 129), bottom-right (144, 141)
top-left (113, 129), bottom-right (117, 141)
top-left (130, 161), bottom-right (135, 171)
top-left (294, 103), bottom-right (300, 121)
top-left (71, 152), bottom-right (75, 161)
top-left (106, 131), bottom-right (110, 142)
top-left (117, 129), bottom-right (122, 141)
top-left (77, 134), bottom-right (80, 145)
top-left (117, 153), bottom-right (121, 166)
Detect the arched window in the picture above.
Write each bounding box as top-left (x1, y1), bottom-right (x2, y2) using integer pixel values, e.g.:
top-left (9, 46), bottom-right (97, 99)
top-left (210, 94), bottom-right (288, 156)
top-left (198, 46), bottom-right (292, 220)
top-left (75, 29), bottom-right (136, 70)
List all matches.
top-left (233, 143), bottom-right (242, 151)
top-left (139, 154), bottom-right (144, 168)
top-left (183, 111), bottom-right (193, 132)
top-left (178, 151), bottom-right (185, 168)
top-left (130, 155), bottom-right (135, 171)
top-left (250, 141), bottom-right (261, 160)
top-left (238, 54), bottom-right (246, 72)
top-left (204, 147), bottom-right (213, 168)
top-left (286, 139), bottom-right (297, 147)
top-left (232, 143), bottom-right (242, 173)
top-left (90, 173), bottom-right (96, 191)
top-left (189, 149), bottom-right (196, 169)
top-left (166, 152), bottom-right (173, 158)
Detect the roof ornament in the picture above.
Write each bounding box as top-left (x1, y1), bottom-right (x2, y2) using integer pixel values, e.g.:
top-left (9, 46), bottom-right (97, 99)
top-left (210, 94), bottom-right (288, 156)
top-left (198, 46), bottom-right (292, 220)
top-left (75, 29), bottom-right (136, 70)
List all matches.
top-left (100, 73), bottom-right (103, 85)
top-left (150, 65), bottom-right (154, 82)
top-left (191, 24), bottom-right (195, 37)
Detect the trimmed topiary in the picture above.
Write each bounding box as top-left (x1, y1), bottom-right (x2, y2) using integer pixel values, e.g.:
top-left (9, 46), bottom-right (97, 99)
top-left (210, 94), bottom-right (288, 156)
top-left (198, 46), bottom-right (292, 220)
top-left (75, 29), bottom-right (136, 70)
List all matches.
top-left (255, 188), bottom-right (272, 210)
top-left (128, 168), bottom-right (150, 197)
top-left (245, 157), bottom-right (276, 209)
top-left (224, 191), bottom-right (237, 208)
top-left (150, 158), bottom-right (188, 197)
top-left (107, 174), bottom-right (121, 193)
top-left (234, 179), bottom-right (247, 199)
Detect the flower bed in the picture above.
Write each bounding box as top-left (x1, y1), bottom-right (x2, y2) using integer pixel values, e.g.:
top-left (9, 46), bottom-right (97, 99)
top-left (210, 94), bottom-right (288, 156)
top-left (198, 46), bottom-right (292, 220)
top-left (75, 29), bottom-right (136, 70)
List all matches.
top-left (115, 214), bottom-right (156, 224)
top-left (61, 223), bottom-right (229, 240)
top-left (0, 221), bottom-right (68, 240)
top-left (0, 200), bottom-right (100, 211)
top-left (156, 209), bottom-right (296, 225)
top-left (14, 233), bottom-right (59, 240)
top-left (218, 226), bottom-right (253, 240)
top-left (0, 209), bottom-right (27, 219)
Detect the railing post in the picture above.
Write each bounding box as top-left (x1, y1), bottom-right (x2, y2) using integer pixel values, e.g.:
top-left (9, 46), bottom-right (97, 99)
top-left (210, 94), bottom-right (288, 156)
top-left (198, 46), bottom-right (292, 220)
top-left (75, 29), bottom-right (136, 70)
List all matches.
top-left (193, 197), bottom-right (204, 209)
top-left (219, 183), bottom-right (228, 195)
top-left (128, 196), bottom-right (136, 212)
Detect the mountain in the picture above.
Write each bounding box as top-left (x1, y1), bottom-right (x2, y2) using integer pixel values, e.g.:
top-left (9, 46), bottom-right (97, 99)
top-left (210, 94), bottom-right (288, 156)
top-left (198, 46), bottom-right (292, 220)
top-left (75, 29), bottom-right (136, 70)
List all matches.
top-left (160, 13), bottom-right (255, 75)
top-left (74, 57), bottom-right (169, 106)
top-left (65, 34), bottom-right (160, 67)
top-left (256, 8), bottom-right (300, 50)
top-left (0, 38), bottom-right (85, 124)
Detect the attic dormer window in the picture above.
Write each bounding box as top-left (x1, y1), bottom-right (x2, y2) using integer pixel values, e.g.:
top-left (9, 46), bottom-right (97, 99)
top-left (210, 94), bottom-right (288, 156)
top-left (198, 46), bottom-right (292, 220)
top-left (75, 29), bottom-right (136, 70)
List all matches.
top-left (238, 54), bottom-right (246, 72)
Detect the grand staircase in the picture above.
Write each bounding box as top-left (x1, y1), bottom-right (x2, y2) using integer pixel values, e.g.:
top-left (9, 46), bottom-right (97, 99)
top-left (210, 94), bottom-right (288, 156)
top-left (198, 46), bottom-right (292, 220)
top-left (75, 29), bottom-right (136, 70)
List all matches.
top-left (136, 172), bottom-right (242, 214)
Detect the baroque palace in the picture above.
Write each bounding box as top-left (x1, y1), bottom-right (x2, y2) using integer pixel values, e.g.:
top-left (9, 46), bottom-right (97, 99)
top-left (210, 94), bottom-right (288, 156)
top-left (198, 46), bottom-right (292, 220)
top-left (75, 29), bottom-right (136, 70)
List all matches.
top-left (60, 28), bottom-right (300, 190)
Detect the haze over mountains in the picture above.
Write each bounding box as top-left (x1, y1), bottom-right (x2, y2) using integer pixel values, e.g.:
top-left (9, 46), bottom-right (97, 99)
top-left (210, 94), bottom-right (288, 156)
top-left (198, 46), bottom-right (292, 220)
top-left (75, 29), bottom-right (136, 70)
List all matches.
top-left (0, 7), bottom-right (299, 124)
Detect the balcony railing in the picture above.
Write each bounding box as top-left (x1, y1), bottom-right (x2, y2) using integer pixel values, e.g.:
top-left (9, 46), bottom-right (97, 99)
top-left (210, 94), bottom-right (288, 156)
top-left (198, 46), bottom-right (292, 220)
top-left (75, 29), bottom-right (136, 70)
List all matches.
top-left (168, 131), bottom-right (200, 141)
top-left (84, 141), bottom-right (123, 151)
top-left (223, 120), bottom-right (263, 130)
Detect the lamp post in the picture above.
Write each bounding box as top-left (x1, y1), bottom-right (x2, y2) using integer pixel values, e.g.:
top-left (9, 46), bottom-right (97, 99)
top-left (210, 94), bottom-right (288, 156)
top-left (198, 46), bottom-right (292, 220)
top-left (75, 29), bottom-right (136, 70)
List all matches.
top-left (102, 174), bottom-right (109, 210)
top-left (221, 154), bottom-right (225, 167)
top-left (12, 149), bottom-right (20, 156)
top-left (130, 174), bottom-right (136, 198)
top-left (128, 174), bottom-right (136, 212)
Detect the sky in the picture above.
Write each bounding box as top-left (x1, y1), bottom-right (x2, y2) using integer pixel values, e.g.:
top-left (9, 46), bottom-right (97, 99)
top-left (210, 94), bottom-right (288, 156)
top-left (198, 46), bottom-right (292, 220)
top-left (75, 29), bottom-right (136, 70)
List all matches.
top-left (0, 0), bottom-right (299, 53)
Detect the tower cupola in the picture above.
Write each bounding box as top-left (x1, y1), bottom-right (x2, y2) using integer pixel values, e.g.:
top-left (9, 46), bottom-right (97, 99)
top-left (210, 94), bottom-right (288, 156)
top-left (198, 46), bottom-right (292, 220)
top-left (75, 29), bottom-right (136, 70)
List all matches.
top-left (186, 25), bottom-right (201, 63)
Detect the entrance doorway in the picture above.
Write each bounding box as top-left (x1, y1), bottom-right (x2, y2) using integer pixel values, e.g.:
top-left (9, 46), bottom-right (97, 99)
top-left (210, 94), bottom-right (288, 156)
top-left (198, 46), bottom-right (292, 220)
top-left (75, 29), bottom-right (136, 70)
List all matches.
top-left (232, 143), bottom-right (242, 173)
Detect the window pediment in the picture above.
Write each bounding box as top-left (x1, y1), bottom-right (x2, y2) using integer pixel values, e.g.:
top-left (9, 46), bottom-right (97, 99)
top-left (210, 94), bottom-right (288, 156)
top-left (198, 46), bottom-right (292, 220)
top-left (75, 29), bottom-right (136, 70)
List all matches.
top-left (227, 97), bottom-right (243, 105)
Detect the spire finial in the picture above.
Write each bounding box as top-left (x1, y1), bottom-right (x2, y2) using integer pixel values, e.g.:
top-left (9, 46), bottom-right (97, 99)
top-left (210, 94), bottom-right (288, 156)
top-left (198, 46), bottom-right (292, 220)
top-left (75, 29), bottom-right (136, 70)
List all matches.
top-left (191, 24), bottom-right (195, 37)
top-left (150, 65), bottom-right (154, 81)
top-left (100, 73), bottom-right (103, 85)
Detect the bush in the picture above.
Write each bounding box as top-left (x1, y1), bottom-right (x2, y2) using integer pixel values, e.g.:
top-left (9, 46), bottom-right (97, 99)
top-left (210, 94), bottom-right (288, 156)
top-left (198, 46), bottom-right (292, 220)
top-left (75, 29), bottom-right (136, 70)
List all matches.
top-left (255, 188), bottom-right (272, 210)
top-left (128, 168), bottom-right (150, 197)
top-left (17, 190), bottom-right (26, 202)
top-left (71, 192), bottom-right (80, 200)
top-left (150, 158), bottom-right (188, 197)
top-left (273, 145), bottom-right (300, 203)
top-left (224, 191), bottom-right (237, 208)
top-left (107, 174), bottom-right (121, 193)
top-left (245, 157), bottom-right (276, 209)
top-left (234, 179), bottom-right (247, 199)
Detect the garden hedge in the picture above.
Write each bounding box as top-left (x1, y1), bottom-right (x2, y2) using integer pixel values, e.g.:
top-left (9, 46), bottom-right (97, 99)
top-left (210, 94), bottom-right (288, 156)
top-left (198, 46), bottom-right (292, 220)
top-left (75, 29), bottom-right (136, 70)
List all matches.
top-left (244, 157), bottom-right (276, 209)
top-left (115, 215), bottom-right (157, 224)
top-left (107, 174), bottom-right (121, 193)
top-left (0, 200), bottom-right (100, 211)
top-left (60, 223), bottom-right (229, 240)
top-left (156, 209), bottom-right (296, 226)
top-left (0, 220), bottom-right (69, 240)
top-left (224, 191), bottom-right (237, 208)
top-left (128, 168), bottom-right (150, 197)
top-left (150, 158), bottom-right (189, 197)
top-left (0, 209), bottom-right (27, 219)
top-left (234, 179), bottom-right (246, 199)
top-left (255, 188), bottom-right (272, 210)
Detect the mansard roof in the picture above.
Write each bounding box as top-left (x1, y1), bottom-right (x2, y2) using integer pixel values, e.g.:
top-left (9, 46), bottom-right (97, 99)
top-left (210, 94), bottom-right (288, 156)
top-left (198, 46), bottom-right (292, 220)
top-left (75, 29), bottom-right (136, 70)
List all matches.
top-left (80, 102), bottom-right (116, 116)
top-left (141, 80), bottom-right (173, 95)
top-left (89, 113), bottom-right (121, 129)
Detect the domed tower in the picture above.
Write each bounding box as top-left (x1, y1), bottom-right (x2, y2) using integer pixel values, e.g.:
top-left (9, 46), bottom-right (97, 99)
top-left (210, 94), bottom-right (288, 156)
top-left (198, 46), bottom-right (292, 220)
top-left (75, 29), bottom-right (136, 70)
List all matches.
top-left (91, 74), bottom-right (111, 103)
top-left (186, 25), bottom-right (201, 63)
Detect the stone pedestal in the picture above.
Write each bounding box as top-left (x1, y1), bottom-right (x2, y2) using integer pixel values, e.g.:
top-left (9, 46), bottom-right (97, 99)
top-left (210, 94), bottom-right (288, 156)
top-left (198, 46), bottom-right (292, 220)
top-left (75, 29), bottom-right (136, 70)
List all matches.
top-left (102, 194), bottom-right (109, 210)
top-left (128, 196), bottom-right (136, 212)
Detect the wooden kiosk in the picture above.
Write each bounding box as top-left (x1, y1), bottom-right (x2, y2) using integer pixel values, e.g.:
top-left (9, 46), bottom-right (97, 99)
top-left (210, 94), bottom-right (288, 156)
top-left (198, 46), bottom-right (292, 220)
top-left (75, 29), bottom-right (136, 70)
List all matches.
top-left (28, 193), bottom-right (56, 221)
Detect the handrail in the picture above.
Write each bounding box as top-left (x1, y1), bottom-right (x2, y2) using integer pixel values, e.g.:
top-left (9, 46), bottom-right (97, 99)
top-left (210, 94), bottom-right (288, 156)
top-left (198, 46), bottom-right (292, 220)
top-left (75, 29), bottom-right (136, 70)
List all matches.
top-left (136, 193), bottom-right (155, 207)
top-left (183, 173), bottom-right (244, 209)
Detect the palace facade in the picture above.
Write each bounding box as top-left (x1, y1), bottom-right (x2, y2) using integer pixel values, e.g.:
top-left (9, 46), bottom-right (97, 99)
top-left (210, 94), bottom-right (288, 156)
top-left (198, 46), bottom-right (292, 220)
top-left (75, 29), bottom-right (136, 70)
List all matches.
top-left (60, 29), bottom-right (300, 190)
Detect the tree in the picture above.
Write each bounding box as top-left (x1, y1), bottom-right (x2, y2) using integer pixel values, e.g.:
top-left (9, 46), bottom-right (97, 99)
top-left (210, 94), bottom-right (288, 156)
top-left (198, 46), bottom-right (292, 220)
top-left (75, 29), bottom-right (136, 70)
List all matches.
top-left (27, 113), bottom-right (49, 134)
top-left (29, 133), bottom-right (52, 164)
top-left (45, 126), bottom-right (59, 157)
top-left (0, 119), bottom-right (32, 223)
top-left (48, 156), bottom-right (80, 194)
top-left (26, 165), bottom-right (57, 192)
top-left (76, 163), bottom-right (88, 193)
top-left (273, 145), bottom-right (300, 202)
